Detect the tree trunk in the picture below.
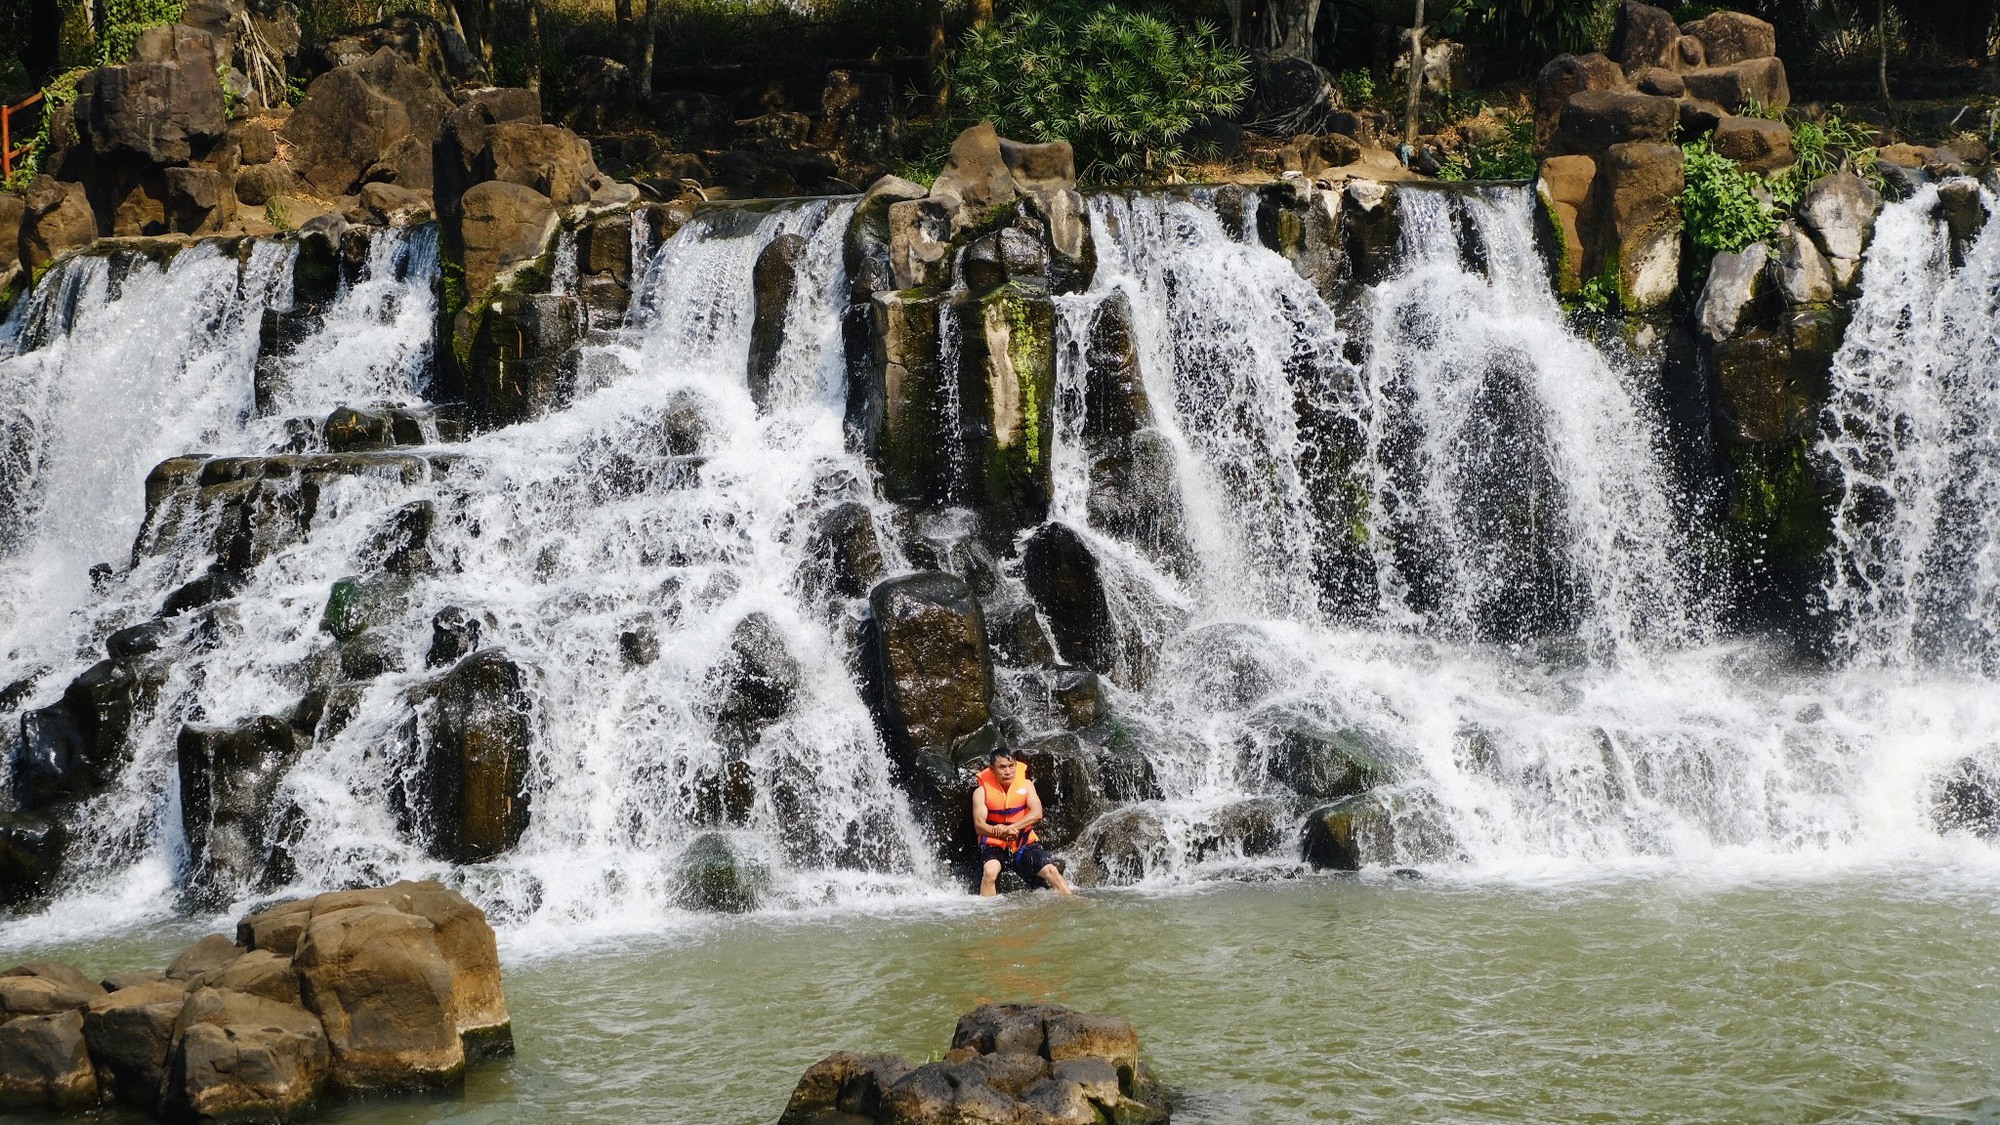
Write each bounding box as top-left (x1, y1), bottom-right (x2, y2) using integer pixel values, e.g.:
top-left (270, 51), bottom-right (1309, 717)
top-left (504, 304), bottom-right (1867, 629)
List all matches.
top-left (1233, 0), bottom-right (1323, 61)
top-left (1878, 0), bottom-right (1892, 107)
top-left (926, 0), bottom-right (949, 114)
top-left (525, 0), bottom-right (542, 93)
top-left (638, 0), bottom-right (657, 98)
top-left (1403, 0), bottom-right (1425, 145)
top-left (972, 0), bottom-right (995, 29)
top-left (477, 0), bottom-right (495, 73)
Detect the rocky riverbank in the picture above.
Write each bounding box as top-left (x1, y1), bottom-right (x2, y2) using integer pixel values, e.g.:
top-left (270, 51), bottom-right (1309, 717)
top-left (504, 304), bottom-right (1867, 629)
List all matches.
top-left (0, 880), bottom-right (507, 1119)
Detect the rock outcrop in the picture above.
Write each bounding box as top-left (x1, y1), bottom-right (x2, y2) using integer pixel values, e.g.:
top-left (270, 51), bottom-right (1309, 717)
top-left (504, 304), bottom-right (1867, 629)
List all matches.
top-left (780, 1003), bottom-right (1169, 1125)
top-left (0, 882), bottom-right (506, 1120)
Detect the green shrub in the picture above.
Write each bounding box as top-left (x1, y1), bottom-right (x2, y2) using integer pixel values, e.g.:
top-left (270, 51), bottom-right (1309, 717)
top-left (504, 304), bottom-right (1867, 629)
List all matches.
top-left (1335, 68), bottom-right (1376, 107)
top-left (1680, 136), bottom-right (1778, 274)
top-left (97, 0), bottom-right (186, 64)
top-left (941, 0), bottom-right (1250, 181)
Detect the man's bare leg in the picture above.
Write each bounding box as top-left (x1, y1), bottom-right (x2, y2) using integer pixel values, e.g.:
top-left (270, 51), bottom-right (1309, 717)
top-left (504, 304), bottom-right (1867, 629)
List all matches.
top-left (980, 859), bottom-right (1002, 897)
top-left (1038, 863), bottom-right (1077, 896)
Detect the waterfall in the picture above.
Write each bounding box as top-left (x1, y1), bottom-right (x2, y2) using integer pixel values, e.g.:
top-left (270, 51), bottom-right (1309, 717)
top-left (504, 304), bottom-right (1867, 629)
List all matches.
top-left (1822, 182), bottom-right (2000, 674)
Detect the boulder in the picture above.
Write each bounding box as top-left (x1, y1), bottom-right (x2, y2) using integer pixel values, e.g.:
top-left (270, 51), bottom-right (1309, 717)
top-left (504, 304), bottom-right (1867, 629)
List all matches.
top-left (1601, 141), bottom-right (1684, 311)
top-left (932, 123), bottom-right (1017, 214)
top-left (673, 832), bottom-right (771, 913)
top-left (386, 881), bottom-right (511, 1055)
top-left (1022, 523), bottom-right (1117, 677)
top-left (1634, 67), bottom-right (1684, 97)
top-left (1695, 242), bottom-right (1768, 344)
top-left (237, 121), bottom-right (279, 165)
top-left (0, 195), bottom-right (22, 275)
top-left (0, 1010), bottom-right (97, 1110)
top-left (314, 12), bottom-right (487, 87)
top-left (1301, 796), bottom-right (1366, 870)
top-left (168, 934), bottom-right (244, 981)
top-left (712, 613), bottom-right (801, 752)
top-left (1013, 734), bottom-right (1105, 848)
top-left (455, 180), bottom-right (560, 297)
top-left (177, 715), bottom-right (308, 901)
top-left (460, 291), bottom-right (584, 427)
top-left (0, 968), bottom-right (104, 1021)
top-left (1770, 221), bottom-right (1833, 305)
top-left (748, 232), bottom-right (806, 410)
top-left (1797, 172), bottom-right (1880, 290)
top-left (1250, 708), bottom-right (1387, 800)
top-left (293, 904), bottom-right (464, 1091)
top-left (1713, 328), bottom-right (1804, 442)
top-left (1679, 10), bottom-right (1777, 65)
top-left (1610, 2), bottom-right (1679, 74)
top-left (0, 813), bottom-right (68, 905)
top-left (194, 949), bottom-right (301, 1007)
top-left (1680, 57), bottom-right (1789, 112)
top-left (1553, 90), bottom-right (1679, 156)
top-left (1712, 115), bottom-right (1794, 174)
top-left (17, 658), bottom-right (140, 811)
top-left (864, 573), bottom-right (994, 769)
top-left (237, 901), bottom-right (313, 956)
top-left (407, 649), bottom-right (535, 863)
top-left (779, 1050), bottom-right (914, 1124)
top-left (886, 195), bottom-right (960, 291)
top-left (19, 180), bottom-right (97, 272)
top-left (480, 123), bottom-right (600, 206)
top-left (803, 502), bottom-right (886, 599)
top-left (358, 181), bottom-right (432, 225)
top-left (282, 47), bottom-right (456, 196)
top-left (1532, 53), bottom-right (1623, 152)
top-left (75, 24), bottom-right (227, 163)
top-left (83, 979), bottom-right (187, 1110)
top-left (161, 987), bottom-right (330, 1121)
top-left (427, 606), bottom-right (482, 668)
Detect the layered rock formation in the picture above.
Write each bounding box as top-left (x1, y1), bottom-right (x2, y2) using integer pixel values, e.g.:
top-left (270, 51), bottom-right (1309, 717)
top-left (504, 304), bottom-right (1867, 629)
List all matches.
top-left (0, 881), bottom-right (506, 1120)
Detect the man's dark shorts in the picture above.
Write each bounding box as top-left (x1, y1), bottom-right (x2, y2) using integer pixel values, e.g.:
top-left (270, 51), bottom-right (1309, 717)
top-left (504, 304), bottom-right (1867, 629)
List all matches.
top-left (981, 841), bottom-right (1055, 883)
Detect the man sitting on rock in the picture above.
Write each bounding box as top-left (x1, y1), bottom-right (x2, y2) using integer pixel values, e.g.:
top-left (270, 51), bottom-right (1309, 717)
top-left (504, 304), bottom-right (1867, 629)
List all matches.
top-left (973, 749), bottom-right (1076, 897)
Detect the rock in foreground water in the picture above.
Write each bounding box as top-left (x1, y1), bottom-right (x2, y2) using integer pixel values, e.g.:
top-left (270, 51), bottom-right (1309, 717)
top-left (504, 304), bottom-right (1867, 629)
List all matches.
top-left (780, 1002), bottom-right (1168, 1125)
top-left (0, 880), bottom-right (509, 1121)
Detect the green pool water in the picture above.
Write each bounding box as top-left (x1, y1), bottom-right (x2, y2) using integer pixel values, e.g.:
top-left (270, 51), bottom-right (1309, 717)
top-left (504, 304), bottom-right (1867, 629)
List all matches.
top-left (8, 869), bottom-right (2000, 1124)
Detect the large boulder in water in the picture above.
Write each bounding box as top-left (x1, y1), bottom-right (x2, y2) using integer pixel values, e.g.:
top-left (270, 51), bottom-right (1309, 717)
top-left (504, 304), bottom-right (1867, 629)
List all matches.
top-left (0, 1009), bottom-right (98, 1110)
top-left (406, 649), bottom-right (535, 863)
top-left (0, 812), bottom-right (68, 906)
top-left (748, 232), bottom-right (806, 411)
top-left (160, 987), bottom-right (330, 1122)
top-left (294, 905), bottom-right (465, 1091)
top-left (1022, 522), bottom-right (1117, 677)
top-left (673, 832), bottom-right (772, 913)
top-left (864, 573), bottom-right (995, 770)
top-left (711, 613), bottom-right (801, 753)
top-left (84, 979), bottom-right (188, 1110)
top-left (16, 657), bottom-right (143, 811)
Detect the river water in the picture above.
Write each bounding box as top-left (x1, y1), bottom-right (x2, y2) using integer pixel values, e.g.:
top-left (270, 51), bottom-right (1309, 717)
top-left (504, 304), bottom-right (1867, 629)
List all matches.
top-left (2, 180), bottom-right (1999, 1122)
top-left (5, 867), bottom-right (2000, 1124)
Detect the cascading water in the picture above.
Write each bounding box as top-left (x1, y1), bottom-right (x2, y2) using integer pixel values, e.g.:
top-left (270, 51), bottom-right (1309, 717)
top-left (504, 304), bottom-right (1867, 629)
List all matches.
top-left (5, 177), bottom-right (2000, 956)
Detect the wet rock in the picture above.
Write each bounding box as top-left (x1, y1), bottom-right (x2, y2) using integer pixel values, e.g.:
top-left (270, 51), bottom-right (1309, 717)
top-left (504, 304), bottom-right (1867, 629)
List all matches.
top-left (713, 613), bottom-right (801, 752)
top-left (160, 986), bottom-right (330, 1122)
top-left (1680, 58), bottom-right (1789, 113)
top-left (178, 717), bottom-right (309, 902)
top-left (462, 291), bottom-right (584, 429)
top-left (673, 832), bottom-right (771, 913)
top-left (83, 979), bottom-right (187, 1110)
top-left (427, 606), bottom-right (482, 668)
top-left (407, 649), bottom-right (535, 863)
top-left (1300, 795), bottom-right (1366, 870)
top-left (1934, 757), bottom-right (2000, 836)
top-left (1797, 172), bottom-right (1880, 290)
top-left (320, 573), bottom-right (415, 643)
top-left (1022, 523), bottom-right (1116, 677)
top-left (1052, 670), bottom-right (1104, 730)
top-left (1712, 116), bottom-right (1794, 175)
top-left (1066, 805), bottom-right (1168, 885)
top-left (1532, 53), bottom-right (1623, 152)
top-left (106, 620), bottom-right (172, 660)
top-left (324, 405), bottom-right (394, 452)
top-left (1714, 328), bottom-right (1805, 443)
top-left (803, 502), bottom-right (886, 599)
top-left (1250, 708), bottom-right (1388, 801)
top-left (846, 174), bottom-right (929, 298)
top-left (283, 47), bottom-right (456, 196)
top-left (1087, 428), bottom-right (1189, 574)
top-left (1340, 179), bottom-right (1402, 286)
top-left (1078, 293), bottom-right (1150, 446)
top-left (0, 1010), bottom-right (97, 1111)
top-left (16, 658), bottom-right (140, 810)
top-left (0, 813), bottom-right (68, 905)
top-left (371, 500), bottom-right (436, 576)
top-left (1014, 734), bottom-right (1105, 849)
top-left (779, 1050), bottom-right (914, 1124)
top-left (1679, 10), bottom-right (1777, 65)
top-left (748, 233), bottom-right (806, 412)
top-left (1610, 2), bottom-right (1678, 74)
top-left (1537, 154), bottom-right (1597, 294)
top-left (294, 904), bottom-right (464, 1091)
top-left (960, 286), bottom-right (1058, 539)
top-left (618, 624), bottom-right (659, 668)
top-left (864, 573), bottom-right (994, 769)
top-left (1938, 178), bottom-right (1987, 268)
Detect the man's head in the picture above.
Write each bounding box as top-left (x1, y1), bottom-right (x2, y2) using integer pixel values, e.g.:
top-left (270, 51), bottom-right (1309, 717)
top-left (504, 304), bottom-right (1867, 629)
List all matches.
top-left (989, 749), bottom-right (1019, 783)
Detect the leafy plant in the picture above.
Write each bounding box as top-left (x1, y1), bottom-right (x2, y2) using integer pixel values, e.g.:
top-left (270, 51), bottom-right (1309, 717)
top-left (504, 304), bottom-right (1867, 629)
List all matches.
top-left (1680, 136), bottom-right (1778, 275)
top-left (1436, 115), bottom-right (1535, 182)
top-left (1336, 68), bottom-right (1376, 107)
top-left (940, 0), bottom-right (1251, 181)
top-left (97, 0), bottom-right (185, 65)
top-left (1574, 271), bottom-right (1616, 314)
top-left (3, 67), bottom-right (86, 191)
top-left (1464, 0), bottom-right (1607, 59)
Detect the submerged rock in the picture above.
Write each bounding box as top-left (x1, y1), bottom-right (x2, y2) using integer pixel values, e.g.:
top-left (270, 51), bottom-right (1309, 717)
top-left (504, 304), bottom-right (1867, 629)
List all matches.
top-left (674, 832), bottom-right (772, 913)
top-left (782, 1002), bottom-right (1166, 1125)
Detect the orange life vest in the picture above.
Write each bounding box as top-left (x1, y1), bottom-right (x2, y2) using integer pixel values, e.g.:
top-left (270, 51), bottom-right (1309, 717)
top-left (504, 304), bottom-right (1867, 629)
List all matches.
top-left (976, 766), bottom-right (1038, 851)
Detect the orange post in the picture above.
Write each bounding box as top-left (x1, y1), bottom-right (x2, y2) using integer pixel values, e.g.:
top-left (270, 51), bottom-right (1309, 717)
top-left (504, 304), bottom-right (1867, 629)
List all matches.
top-left (3, 92), bottom-right (46, 182)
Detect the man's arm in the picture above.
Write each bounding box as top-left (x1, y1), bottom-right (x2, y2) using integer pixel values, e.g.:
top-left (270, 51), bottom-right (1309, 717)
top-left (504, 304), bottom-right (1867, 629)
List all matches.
top-left (1015, 783), bottom-right (1045, 832)
top-left (972, 787), bottom-right (1009, 839)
